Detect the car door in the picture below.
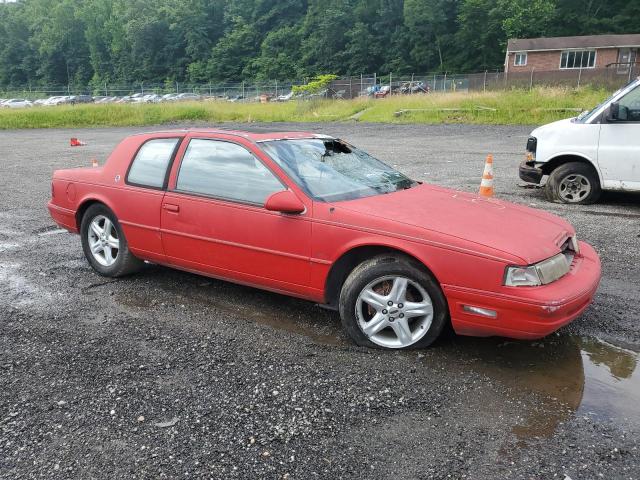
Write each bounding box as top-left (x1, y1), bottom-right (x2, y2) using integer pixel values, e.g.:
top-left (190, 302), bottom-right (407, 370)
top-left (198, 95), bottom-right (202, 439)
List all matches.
top-left (160, 135), bottom-right (313, 297)
top-left (597, 84), bottom-right (640, 189)
top-left (115, 136), bottom-right (182, 263)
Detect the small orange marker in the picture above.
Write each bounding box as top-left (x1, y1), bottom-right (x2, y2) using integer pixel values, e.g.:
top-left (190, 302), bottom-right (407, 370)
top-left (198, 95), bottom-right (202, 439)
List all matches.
top-left (70, 137), bottom-right (86, 147)
top-left (478, 154), bottom-right (494, 197)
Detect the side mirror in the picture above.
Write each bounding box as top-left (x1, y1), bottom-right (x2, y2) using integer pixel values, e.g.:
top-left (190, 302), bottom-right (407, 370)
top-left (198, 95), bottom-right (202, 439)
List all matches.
top-left (265, 190), bottom-right (305, 214)
top-left (608, 102), bottom-right (620, 122)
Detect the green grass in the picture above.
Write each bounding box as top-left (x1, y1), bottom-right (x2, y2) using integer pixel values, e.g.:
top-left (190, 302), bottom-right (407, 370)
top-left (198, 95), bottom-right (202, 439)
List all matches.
top-left (0, 87), bottom-right (611, 129)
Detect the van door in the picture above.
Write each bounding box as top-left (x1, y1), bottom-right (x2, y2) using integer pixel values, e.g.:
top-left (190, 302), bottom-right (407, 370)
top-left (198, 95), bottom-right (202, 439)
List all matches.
top-left (597, 84), bottom-right (640, 190)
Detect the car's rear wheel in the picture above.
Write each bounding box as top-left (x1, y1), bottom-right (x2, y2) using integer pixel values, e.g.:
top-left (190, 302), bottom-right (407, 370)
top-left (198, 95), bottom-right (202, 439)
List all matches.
top-left (80, 204), bottom-right (142, 277)
top-left (338, 255), bottom-right (448, 349)
top-left (544, 162), bottom-right (601, 204)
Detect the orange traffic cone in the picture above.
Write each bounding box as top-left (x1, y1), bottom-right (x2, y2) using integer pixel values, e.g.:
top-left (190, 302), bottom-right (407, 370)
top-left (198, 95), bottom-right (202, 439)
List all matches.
top-left (70, 137), bottom-right (86, 147)
top-left (478, 154), bottom-right (494, 197)
top-left (91, 158), bottom-right (99, 167)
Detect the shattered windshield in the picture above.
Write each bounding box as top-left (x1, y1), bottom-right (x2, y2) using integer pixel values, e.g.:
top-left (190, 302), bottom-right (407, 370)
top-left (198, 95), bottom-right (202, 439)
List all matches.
top-left (261, 138), bottom-right (416, 202)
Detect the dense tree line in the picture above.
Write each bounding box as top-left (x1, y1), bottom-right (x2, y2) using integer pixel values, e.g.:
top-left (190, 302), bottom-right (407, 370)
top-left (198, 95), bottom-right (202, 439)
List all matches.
top-left (0, 0), bottom-right (638, 88)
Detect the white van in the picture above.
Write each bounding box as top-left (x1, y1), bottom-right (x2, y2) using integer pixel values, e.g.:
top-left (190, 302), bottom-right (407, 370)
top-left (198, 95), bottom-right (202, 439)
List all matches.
top-left (520, 77), bottom-right (640, 204)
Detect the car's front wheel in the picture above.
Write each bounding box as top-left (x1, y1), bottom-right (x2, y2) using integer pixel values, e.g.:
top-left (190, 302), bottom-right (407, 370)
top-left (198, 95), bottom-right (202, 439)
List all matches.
top-left (80, 203), bottom-right (142, 277)
top-left (339, 255), bottom-right (448, 349)
top-left (544, 162), bottom-right (601, 204)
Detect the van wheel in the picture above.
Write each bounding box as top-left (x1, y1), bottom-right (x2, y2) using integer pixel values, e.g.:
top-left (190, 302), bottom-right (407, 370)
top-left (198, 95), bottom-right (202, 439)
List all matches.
top-left (544, 162), bottom-right (601, 204)
top-left (338, 255), bottom-right (448, 350)
top-left (80, 204), bottom-right (143, 277)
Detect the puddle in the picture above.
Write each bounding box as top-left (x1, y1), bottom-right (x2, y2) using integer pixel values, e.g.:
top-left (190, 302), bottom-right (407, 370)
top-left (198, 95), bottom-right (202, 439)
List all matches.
top-left (436, 335), bottom-right (640, 438)
top-left (37, 228), bottom-right (68, 236)
top-left (113, 268), bottom-right (347, 346)
top-left (108, 267), bottom-right (639, 437)
top-left (0, 242), bottom-right (20, 253)
top-left (0, 262), bottom-right (51, 307)
top-left (577, 338), bottom-right (640, 424)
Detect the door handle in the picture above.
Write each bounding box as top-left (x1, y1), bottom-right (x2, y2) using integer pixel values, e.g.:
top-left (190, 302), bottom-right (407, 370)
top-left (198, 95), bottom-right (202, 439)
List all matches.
top-left (163, 203), bottom-right (180, 213)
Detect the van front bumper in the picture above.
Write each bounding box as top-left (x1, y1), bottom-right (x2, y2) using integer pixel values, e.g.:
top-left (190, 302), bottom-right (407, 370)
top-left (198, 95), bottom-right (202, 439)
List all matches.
top-left (519, 160), bottom-right (544, 184)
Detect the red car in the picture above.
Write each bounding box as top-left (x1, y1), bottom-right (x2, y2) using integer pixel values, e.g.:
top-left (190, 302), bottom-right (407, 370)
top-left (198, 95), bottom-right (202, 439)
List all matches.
top-left (48, 129), bottom-right (601, 350)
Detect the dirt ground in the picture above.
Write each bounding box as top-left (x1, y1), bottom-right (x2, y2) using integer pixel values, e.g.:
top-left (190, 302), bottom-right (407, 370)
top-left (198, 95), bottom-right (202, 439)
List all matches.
top-left (1, 123), bottom-right (639, 479)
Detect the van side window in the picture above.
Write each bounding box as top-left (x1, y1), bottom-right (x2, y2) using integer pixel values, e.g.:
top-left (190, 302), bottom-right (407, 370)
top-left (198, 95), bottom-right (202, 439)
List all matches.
top-left (617, 87), bottom-right (640, 122)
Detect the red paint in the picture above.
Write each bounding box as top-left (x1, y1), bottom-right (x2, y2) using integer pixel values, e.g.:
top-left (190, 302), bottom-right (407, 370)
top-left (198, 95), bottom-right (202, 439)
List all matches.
top-left (265, 190), bottom-right (306, 214)
top-left (48, 129), bottom-right (601, 340)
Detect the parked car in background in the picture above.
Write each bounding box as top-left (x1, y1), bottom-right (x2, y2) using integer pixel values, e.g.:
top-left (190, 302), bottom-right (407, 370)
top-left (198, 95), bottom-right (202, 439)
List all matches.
top-left (1, 98), bottom-right (33, 108)
top-left (72, 95), bottom-right (94, 104)
top-left (400, 81), bottom-right (429, 94)
top-left (520, 77), bottom-right (640, 204)
top-left (48, 96), bottom-right (77, 106)
top-left (276, 91), bottom-right (294, 102)
top-left (373, 85), bottom-right (398, 98)
top-left (142, 94), bottom-right (162, 103)
top-left (48, 129), bottom-right (600, 350)
top-left (94, 96), bottom-right (119, 104)
top-left (174, 92), bottom-right (201, 101)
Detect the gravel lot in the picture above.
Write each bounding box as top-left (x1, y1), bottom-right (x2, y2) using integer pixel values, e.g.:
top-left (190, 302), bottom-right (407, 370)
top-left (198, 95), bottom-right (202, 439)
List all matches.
top-left (1, 123), bottom-right (639, 479)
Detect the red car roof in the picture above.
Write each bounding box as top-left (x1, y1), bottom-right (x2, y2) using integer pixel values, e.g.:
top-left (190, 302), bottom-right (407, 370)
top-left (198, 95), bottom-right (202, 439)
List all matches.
top-left (135, 128), bottom-right (327, 142)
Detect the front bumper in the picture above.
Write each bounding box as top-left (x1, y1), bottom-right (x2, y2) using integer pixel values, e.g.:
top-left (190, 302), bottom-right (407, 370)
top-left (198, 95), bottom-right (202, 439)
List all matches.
top-left (519, 160), bottom-right (544, 184)
top-left (444, 241), bottom-right (601, 340)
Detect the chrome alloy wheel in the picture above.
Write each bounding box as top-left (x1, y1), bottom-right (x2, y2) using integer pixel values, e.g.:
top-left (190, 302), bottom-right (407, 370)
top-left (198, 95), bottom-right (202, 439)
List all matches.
top-left (355, 275), bottom-right (434, 349)
top-left (559, 174), bottom-right (592, 203)
top-left (87, 215), bottom-right (120, 267)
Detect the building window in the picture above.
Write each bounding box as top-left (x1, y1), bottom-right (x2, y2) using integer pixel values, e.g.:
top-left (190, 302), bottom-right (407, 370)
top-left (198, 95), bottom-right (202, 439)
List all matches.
top-left (514, 52), bottom-right (527, 66)
top-left (560, 50), bottom-right (596, 69)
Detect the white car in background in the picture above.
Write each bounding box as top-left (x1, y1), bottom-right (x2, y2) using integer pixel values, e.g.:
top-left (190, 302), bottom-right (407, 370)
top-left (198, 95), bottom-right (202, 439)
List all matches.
top-left (520, 77), bottom-right (640, 203)
top-left (2, 98), bottom-right (33, 108)
top-left (45, 96), bottom-right (72, 106)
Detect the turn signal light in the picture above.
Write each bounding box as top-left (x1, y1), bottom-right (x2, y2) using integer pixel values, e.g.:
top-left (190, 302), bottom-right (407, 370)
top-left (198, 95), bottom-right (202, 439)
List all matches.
top-left (462, 305), bottom-right (498, 318)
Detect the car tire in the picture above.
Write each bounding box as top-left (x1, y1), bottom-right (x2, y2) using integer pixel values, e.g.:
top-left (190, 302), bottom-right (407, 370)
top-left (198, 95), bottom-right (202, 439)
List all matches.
top-left (544, 162), bottom-right (601, 204)
top-left (338, 254), bottom-right (448, 350)
top-left (80, 203), bottom-right (142, 277)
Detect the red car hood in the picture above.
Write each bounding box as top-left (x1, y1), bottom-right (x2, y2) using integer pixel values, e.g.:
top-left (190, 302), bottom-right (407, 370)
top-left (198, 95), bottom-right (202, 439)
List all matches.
top-left (333, 184), bottom-right (574, 265)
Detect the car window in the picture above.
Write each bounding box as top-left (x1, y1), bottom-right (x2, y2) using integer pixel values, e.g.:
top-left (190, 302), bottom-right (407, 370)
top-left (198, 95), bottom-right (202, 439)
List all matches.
top-left (176, 139), bottom-right (284, 205)
top-left (127, 138), bottom-right (180, 188)
top-left (617, 85), bottom-right (640, 122)
top-left (261, 138), bottom-right (416, 202)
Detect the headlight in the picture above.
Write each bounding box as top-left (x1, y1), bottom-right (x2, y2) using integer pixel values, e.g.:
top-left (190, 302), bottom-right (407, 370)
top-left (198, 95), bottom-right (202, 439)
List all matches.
top-left (504, 252), bottom-right (572, 287)
top-left (504, 265), bottom-right (541, 286)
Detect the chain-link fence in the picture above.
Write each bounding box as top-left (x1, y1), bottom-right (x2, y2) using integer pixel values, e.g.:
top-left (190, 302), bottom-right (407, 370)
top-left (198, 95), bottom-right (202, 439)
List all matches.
top-left (0, 80), bottom-right (304, 100)
top-left (1, 64), bottom-right (637, 101)
top-left (334, 63), bottom-right (638, 98)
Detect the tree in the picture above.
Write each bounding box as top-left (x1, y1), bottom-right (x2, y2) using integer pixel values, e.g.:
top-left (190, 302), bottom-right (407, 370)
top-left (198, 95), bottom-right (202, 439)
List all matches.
top-left (1, 0), bottom-right (640, 89)
top-left (207, 17), bottom-right (259, 81)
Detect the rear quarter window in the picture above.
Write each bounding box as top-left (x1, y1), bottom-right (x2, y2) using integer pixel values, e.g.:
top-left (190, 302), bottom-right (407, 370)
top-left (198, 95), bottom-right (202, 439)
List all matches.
top-left (127, 138), bottom-right (180, 188)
